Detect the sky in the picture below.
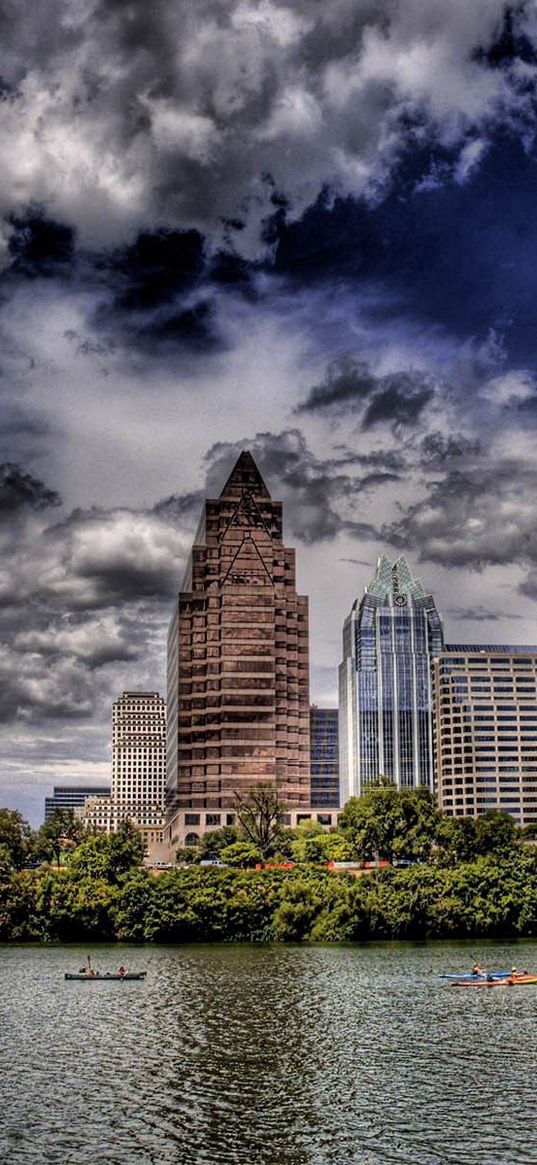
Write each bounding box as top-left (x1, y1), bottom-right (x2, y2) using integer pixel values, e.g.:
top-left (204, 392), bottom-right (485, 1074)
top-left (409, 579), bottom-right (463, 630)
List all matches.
top-left (3, 0), bottom-right (537, 823)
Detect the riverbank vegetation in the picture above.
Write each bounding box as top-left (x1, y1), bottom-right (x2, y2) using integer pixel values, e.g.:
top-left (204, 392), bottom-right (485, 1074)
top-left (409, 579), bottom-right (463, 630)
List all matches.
top-left (2, 794), bottom-right (537, 943)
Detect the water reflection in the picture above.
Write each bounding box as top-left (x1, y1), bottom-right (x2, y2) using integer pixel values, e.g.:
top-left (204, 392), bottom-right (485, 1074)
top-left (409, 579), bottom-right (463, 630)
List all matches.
top-left (1, 941), bottom-right (537, 1164)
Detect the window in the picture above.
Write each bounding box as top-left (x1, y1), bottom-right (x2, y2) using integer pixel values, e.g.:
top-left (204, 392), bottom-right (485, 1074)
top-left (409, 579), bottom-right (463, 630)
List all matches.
top-left (185, 813), bottom-right (200, 826)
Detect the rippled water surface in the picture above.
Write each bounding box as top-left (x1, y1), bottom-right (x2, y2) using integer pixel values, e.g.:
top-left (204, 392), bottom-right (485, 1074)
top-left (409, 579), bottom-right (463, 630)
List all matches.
top-left (2, 940), bottom-right (537, 1164)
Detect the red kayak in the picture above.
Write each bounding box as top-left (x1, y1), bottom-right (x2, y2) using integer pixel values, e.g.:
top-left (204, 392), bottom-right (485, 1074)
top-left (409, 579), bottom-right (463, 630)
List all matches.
top-left (451, 974), bottom-right (537, 988)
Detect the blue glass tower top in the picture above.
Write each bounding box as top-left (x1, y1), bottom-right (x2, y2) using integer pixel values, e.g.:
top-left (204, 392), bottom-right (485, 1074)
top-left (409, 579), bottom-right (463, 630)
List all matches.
top-left (339, 556), bottom-right (444, 801)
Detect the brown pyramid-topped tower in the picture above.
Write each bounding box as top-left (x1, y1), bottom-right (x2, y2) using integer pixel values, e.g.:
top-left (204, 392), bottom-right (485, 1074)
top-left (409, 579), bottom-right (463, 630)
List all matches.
top-left (166, 451), bottom-right (311, 814)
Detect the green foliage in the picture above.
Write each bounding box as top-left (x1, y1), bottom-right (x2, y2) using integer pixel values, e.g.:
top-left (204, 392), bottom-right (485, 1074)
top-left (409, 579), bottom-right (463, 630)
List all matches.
top-left (112, 871), bottom-right (156, 941)
top-left (33, 809), bottom-right (85, 864)
top-left (475, 810), bottom-right (518, 857)
top-left (234, 783), bottom-right (287, 859)
top-left (65, 822), bottom-right (144, 883)
top-left (338, 782), bottom-right (440, 863)
top-left (198, 826), bottom-right (239, 859)
top-left (289, 821), bottom-right (354, 864)
top-left (0, 800), bottom-right (534, 944)
top-left (174, 846), bottom-right (199, 864)
top-left (0, 808), bottom-right (33, 869)
top-left (219, 840), bottom-right (261, 867)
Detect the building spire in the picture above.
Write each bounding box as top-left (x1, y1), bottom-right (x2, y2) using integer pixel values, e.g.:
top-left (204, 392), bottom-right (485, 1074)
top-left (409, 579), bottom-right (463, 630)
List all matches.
top-left (219, 450), bottom-right (271, 500)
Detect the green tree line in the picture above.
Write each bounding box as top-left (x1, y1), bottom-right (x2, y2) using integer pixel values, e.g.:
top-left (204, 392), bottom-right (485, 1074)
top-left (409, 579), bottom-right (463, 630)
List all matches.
top-left (1, 795), bottom-right (537, 943)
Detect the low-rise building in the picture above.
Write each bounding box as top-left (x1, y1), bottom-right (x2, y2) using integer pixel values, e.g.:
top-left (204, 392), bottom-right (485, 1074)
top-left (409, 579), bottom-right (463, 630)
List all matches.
top-left (45, 784), bottom-right (110, 821)
top-left (164, 805), bottom-right (340, 852)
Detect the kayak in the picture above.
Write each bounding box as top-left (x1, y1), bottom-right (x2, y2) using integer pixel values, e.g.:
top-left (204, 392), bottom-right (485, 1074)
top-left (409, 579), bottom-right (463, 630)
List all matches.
top-left (64, 972), bottom-right (146, 981)
top-left (451, 975), bottom-right (537, 988)
top-left (439, 970), bottom-right (510, 980)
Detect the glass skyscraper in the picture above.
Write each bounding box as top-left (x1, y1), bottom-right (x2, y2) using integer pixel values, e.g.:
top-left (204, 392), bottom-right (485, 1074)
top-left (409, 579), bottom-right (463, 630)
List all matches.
top-left (310, 707), bottom-right (339, 808)
top-left (339, 555), bottom-right (444, 801)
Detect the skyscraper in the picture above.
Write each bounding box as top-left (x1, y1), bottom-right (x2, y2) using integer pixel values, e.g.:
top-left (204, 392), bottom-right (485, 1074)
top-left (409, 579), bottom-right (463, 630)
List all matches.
top-left (166, 451), bottom-right (311, 822)
top-left (310, 707), bottom-right (339, 808)
top-left (339, 555), bottom-right (444, 801)
top-left (111, 691), bottom-right (167, 826)
top-left (79, 691), bottom-right (166, 845)
top-left (432, 645), bottom-right (537, 824)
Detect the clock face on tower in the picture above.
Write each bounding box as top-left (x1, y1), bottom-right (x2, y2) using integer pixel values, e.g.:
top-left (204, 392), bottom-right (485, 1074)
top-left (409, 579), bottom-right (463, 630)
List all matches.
top-left (394, 594), bottom-right (407, 606)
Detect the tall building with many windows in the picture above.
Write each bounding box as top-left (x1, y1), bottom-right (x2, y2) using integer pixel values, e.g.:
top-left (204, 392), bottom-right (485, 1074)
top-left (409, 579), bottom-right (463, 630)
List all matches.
top-left (166, 451), bottom-right (311, 823)
top-left (111, 691), bottom-right (167, 824)
top-left (432, 645), bottom-right (537, 824)
top-left (310, 707), bottom-right (339, 808)
top-left (79, 691), bottom-right (166, 845)
top-left (339, 555), bottom-right (444, 801)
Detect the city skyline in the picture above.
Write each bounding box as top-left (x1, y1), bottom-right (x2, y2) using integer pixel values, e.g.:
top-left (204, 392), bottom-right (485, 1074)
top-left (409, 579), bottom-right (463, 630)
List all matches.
top-left (3, 3), bottom-right (537, 822)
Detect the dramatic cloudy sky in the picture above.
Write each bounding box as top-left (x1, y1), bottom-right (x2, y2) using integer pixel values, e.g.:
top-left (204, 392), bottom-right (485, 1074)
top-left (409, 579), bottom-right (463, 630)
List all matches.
top-left (3, 0), bottom-right (537, 821)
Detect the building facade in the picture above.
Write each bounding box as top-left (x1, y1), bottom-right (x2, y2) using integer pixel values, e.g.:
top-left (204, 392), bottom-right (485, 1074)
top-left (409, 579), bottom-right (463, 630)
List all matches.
top-left (78, 691), bottom-right (167, 842)
top-left (433, 645), bottom-right (537, 825)
top-left (310, 707), bottom-right (339, 808)
top-left (166, 450), bottom-right (311, 823)
top-left (339, 555), bottom-right (444, 801)
top-left (166, 805), bottom-right (340, 851)
top-left (45, 784), bottom-right (110, 822)
top-left (111, 690), bottom-right (167, 826)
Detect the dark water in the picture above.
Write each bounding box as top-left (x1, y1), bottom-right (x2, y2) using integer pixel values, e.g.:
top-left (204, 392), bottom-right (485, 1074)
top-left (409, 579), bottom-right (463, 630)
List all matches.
top-left (2, 940), bottom-right (537, 1165)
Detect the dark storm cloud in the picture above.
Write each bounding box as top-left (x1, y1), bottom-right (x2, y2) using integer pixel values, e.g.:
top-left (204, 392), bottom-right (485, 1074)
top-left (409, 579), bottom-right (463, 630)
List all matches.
top-left (296, 355), bottom-right (435, 429)
top-left (295, 357), bottom-right (379, 413)
top-left (153, 488), bottom-right (206, 526)
top-left (420, 432), bottom-right (483, 467)
top-left (273, 132), bottom-right (537, 364)
top-left (0, 469), bottom-right (189, 725)
top-left (0, 462), bottom-right (60, 517)
top-left (93, 228), bottom-right (226, 352)
top-left (382, 457), bottom-right (537, 589)
top-left (8, 213), bottom-right (74, 278)
top-left (0, 1), bottom-right (534, 265)
top-left (6, 215), bottom-right (228, 353)
top-left (350, 448), bottom-right (409, 473)
top-left (203, 428), bottom-right (386, 543)
top-left (362, 378), bottom-right (434, 429)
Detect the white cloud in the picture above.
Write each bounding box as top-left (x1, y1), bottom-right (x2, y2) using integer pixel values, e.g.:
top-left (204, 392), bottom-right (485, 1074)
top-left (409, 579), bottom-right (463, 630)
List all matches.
top-left (0, 0), bottom-right (533, 259)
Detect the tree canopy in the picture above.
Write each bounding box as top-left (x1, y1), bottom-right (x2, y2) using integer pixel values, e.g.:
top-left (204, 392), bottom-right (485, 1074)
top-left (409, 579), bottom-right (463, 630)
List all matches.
top-left (338, 781), bottom-right (440, 863)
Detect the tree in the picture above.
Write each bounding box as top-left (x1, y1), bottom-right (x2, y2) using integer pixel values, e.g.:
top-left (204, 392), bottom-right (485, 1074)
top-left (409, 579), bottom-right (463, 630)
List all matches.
top-left (0, 809), bottom-right (33, 869)
top-left (33, 809), bottom-right (85, 864)
top-left (338, 781), bottom-right (439, 863)
top-left (475, 810), bottom-right (518, 857)
top-left (234, 783), bottom-right (287, 860)
top-left (66, 822), bottom-right (144, 882)
top-left (219, 840), bottom-right (262, 867)
top-left (198, 825), bottom-right (239, 859)
top-left (175, 846), bottom-right (198, 865)
top-left (435, 816), bottom-right (478, 865)
top-left (289, 821), bottom-right (354, 864)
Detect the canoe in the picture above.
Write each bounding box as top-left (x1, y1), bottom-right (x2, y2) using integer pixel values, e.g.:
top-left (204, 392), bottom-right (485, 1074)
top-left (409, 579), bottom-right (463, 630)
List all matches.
top-left (64, 972), bottom-right (147, 981)
top-left (451, 975), bottom-right (537, 988)
top-left (439, 970), bottom-right (510, 980)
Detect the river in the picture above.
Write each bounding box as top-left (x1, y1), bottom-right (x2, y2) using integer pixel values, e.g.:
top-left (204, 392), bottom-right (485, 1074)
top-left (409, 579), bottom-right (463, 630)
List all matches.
top-left (2, 940), bottom-right (537, 1164)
